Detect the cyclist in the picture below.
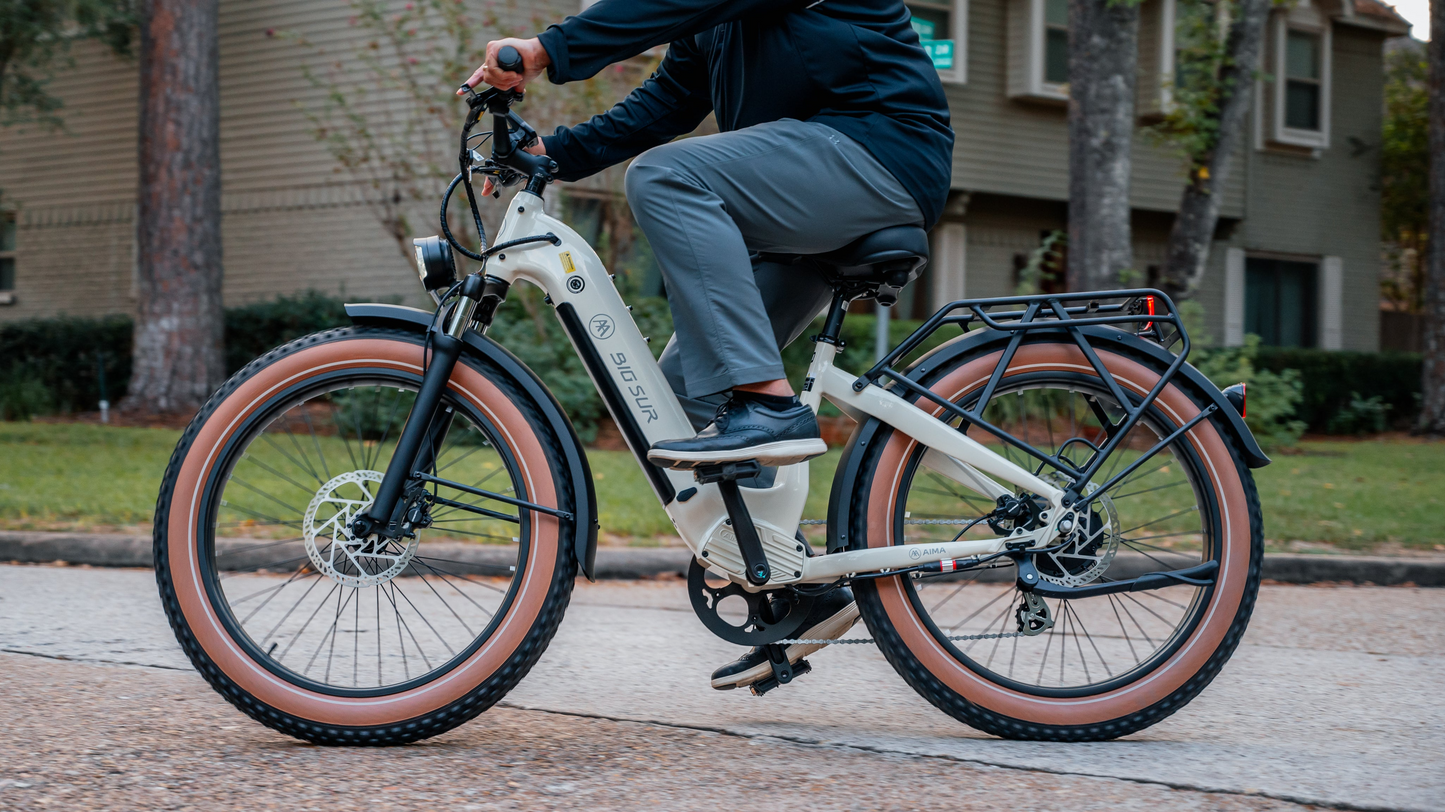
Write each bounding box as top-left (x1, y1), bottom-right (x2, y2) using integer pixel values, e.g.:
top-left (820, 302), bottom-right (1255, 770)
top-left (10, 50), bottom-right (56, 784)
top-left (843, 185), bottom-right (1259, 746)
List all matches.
top-left (462, 0), bottom-right (953, 691)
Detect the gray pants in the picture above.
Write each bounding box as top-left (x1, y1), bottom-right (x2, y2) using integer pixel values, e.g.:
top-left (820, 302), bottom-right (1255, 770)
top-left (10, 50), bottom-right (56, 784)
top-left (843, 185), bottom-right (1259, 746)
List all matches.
top-left (624, 119), bottom-right (924, 430)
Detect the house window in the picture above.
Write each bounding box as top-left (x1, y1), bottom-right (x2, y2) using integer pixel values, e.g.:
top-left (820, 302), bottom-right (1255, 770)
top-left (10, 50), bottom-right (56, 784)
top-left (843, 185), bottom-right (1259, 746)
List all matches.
top-left (1283, 30), bottom-right (1322, 130)
top-left (907, 0), bottom-right (968, 83)
top-left (0, 212), bottom-right (15, 305)
top-left (1007, 0), bottom-right (1067, 100)
top-left (1245, 258), bottom-right (1317, 347)
top-left (1267, 9), bottom-right (1331, 150)
top-left (1043, 0), bottom-right (1068, 84)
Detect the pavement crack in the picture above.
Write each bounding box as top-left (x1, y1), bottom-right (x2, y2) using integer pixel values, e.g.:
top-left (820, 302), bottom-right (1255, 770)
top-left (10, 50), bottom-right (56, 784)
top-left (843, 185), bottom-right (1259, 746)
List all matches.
top-left (495, 701), bottom-right (1413, 812)
top-left (0, 648), bottom-right (191, 672)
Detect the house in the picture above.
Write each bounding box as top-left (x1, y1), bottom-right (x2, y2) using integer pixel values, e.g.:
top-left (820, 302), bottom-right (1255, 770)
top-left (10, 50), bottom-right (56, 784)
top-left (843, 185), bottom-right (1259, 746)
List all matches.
top-left (0, 0), bottom-right (1410, 353)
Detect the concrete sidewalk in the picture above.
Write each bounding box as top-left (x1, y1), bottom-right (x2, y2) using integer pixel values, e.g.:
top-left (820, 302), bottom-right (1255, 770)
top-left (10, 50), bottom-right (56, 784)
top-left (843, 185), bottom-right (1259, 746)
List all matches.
top-left (2, 565), bottom-right (1441, 811)
top-left (2, 529), bottom-right (1444, 585)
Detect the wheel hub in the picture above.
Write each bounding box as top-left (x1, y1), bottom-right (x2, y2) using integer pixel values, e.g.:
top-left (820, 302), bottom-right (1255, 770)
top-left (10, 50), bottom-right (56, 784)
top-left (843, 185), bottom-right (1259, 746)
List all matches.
top-left (303, 470), bottom-right (419, 587)
top-left (1037, 479), bottom-right (1119, 588)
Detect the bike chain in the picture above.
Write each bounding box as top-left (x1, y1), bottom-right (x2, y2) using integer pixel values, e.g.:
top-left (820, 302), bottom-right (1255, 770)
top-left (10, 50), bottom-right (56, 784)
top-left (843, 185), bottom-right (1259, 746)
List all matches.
top-left (798, 519), bottom-right (978, 526)
top-left (776, 631), bottom-right (1023, 646)
top-left (787, 518), bottom-right (1022, 644)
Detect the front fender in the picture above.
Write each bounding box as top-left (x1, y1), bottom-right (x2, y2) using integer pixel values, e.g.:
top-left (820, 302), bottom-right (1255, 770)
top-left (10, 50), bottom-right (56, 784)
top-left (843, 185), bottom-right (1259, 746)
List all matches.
top-left (824, 324), bottom-right (1269, 553)
top-left (345, 303), bottom-right (600, 581)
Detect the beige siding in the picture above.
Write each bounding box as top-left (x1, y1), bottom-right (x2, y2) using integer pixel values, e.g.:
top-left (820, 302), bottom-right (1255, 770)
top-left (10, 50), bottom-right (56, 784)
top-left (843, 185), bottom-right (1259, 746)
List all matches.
top-left (0, 0), bottom-right (580, 322)
top-left (1242, 24), bottom-right (1386, 351)
top-left (952, 0), bottom-right (1244, 217)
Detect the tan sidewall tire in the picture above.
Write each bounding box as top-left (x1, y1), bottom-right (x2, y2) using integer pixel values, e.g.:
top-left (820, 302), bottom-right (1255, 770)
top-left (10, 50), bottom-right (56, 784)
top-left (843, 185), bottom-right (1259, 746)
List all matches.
top-left (159, 330), bottom-right (567, 730)
top-left (858, 342), bottom-right (1259, 733)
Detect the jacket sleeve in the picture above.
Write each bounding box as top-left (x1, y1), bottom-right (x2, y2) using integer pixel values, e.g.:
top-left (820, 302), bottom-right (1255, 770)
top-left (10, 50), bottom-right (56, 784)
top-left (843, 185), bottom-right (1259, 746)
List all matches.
top-left (536, 0), bottom-right (786, 84)
top-left (540, 37), bottom-right (713, 182)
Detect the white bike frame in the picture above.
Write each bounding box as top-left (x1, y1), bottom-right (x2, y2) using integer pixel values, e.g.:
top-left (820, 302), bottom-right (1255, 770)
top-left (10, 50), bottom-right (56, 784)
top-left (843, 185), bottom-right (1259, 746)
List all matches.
top-left (481, 189), bottom-right (1068, 588)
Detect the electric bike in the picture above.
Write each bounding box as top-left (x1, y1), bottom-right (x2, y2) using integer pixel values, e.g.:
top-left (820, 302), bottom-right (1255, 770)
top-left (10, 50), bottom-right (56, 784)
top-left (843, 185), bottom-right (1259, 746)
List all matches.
top-left (154, 48), bottom-right (1268, 745)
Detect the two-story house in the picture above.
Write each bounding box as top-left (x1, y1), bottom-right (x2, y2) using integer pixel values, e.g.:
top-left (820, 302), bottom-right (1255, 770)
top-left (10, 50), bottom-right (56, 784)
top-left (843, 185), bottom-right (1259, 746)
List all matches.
top-left (0, 0), bottom-right (1410, 352)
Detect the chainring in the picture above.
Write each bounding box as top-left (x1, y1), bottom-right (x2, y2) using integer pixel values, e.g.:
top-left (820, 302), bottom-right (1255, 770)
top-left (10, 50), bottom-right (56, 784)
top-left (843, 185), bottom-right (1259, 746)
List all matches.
top-left (687, 559), bottom-right (816, 646)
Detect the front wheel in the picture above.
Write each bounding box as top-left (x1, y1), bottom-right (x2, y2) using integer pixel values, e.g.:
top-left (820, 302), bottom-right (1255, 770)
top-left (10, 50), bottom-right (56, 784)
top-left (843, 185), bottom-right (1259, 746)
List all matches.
top-left (154, 327), bottom-right (578, 745)
top-left (848, 337), bottom-right (1263, 741)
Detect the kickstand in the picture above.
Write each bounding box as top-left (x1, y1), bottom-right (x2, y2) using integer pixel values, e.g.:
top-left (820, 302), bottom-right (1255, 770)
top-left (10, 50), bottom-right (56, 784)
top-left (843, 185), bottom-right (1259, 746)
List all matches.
top-left (749, 643), bottom-right (812, 697)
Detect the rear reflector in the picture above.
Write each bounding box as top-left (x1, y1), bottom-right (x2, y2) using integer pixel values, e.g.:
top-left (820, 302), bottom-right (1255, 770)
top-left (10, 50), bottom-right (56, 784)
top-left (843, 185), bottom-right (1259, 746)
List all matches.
top-left (1223, 383), bottom-right (1246, 418)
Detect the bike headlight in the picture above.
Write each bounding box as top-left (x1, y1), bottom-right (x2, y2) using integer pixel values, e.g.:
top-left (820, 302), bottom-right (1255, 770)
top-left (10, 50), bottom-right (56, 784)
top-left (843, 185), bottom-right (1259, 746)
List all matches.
top-left (412, 236), bottom-right (458, 303)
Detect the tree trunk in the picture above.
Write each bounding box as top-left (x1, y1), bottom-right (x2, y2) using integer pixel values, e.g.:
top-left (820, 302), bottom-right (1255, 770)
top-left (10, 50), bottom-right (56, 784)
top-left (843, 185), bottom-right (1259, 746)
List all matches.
top-left (1159, 0), bottom-right (1272, 300)
top-left (122, 0), bottom-right (225, 415)
top-left (1067, 0), bottom-right (1140, 291)
top-left (1417, 0), bottom-right (1445, 433)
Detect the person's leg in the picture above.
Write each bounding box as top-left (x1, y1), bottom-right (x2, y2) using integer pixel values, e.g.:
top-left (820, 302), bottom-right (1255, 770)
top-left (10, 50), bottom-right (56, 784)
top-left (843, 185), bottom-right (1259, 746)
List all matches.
top-left (628, 119), bottom-right (921, 400)
top-left (658, 259), bottom-right (834, 432)
top-left (627, 119), bottom-right (921, 468)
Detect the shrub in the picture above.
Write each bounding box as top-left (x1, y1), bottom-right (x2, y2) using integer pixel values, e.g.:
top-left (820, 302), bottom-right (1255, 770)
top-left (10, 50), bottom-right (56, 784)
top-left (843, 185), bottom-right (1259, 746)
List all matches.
top-left (223, 290), bottom-right (353, 373)
top-left (1326, 392), bottom-right (1392, 436)
top-left (0, 314), bottom-right (132, 413)
top-left (0, 365), bottom-right (55, 421)
top-left (1194, 336), bottom-right (1307, 448)
top-left (1251, 346), bottom-right (1421, 432)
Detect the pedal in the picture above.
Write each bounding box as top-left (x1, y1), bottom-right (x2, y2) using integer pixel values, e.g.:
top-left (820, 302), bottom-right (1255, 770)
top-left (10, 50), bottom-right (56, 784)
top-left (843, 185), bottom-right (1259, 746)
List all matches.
top-left (693, 459), bottom-right (763, 484)
top-left (749, 644), bottom-right (812, 696)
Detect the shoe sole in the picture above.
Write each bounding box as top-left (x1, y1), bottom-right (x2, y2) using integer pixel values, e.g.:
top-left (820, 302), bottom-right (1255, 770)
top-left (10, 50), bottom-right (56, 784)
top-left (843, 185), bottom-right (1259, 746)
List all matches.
top-left (709, 601), bottom-right (861, 691)
top-left (648, 439), bottom-right (828, 471)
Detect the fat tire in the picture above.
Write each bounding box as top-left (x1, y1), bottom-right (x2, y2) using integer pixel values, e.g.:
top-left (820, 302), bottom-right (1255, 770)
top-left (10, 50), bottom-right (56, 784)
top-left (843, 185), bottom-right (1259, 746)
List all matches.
top-left (153, 327), bottom-right (578, 745)
top-left (848, 338), bottom-right (1264, 742)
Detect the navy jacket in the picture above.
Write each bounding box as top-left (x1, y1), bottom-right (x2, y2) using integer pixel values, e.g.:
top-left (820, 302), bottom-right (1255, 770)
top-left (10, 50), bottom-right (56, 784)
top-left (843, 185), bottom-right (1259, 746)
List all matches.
top-left (537, 0), bottom-right (954, 228)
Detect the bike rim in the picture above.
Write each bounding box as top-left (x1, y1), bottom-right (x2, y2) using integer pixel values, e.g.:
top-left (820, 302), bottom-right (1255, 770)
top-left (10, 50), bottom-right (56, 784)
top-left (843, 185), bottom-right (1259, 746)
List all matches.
top-left (894, 371), bottom-right (1220, 697)
top-left (197, 368), bottom-right (530, 697)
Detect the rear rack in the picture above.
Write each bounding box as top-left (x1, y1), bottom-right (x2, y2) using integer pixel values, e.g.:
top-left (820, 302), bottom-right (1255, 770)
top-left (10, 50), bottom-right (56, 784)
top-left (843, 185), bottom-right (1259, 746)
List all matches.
top-left (852, 289), bottom-right (1200, 509)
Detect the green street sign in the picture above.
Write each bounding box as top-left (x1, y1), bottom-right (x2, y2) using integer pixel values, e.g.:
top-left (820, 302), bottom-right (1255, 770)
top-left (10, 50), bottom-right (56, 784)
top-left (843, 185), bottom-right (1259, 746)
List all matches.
top-left (910, 17), bottom-right (937, 39)
top-left (922, 39), bottom-right (954, 71)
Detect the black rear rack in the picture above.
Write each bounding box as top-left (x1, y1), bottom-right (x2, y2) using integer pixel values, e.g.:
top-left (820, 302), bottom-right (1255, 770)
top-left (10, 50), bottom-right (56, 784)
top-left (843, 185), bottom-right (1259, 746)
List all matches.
top-left (853, 289), bottom-right (1204, 510)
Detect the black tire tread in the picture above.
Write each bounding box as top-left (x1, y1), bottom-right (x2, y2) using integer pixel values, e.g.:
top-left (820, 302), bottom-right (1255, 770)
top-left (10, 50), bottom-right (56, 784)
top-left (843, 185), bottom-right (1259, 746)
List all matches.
top-left (850, 340), bottom-right (1264, 742)
top-left (154, 326), bottom-right (577, 746)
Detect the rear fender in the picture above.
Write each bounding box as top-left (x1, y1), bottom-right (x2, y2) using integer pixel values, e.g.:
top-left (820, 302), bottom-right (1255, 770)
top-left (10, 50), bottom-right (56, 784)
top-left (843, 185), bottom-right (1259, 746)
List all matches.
top-left (824, 325), bottom-right (1268, 553)
top-left (345, 303), bottom-right (599, 580)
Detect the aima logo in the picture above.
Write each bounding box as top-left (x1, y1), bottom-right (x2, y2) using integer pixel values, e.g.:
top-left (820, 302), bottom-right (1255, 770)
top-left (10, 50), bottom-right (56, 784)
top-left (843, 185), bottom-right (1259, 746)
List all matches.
top-left (589, 314), bottom-right (615, 339)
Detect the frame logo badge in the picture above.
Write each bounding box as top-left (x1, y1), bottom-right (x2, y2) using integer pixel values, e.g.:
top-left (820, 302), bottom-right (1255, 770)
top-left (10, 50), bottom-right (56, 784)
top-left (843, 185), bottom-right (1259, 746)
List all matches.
top-left (589, 314), bottom-right (615, 340)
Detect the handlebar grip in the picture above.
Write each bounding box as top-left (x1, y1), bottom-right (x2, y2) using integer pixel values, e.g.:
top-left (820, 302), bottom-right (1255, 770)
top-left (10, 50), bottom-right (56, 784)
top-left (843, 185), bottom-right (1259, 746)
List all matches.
top-left (496, 45), bottom-right (524, 75)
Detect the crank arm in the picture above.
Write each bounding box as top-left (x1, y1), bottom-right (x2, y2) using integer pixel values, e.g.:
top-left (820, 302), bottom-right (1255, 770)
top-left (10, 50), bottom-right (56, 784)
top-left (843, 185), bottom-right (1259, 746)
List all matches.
top-left (412, 471), bottom-right (573, 521)
top-left (1026, 561), bottom-right (1219, 599)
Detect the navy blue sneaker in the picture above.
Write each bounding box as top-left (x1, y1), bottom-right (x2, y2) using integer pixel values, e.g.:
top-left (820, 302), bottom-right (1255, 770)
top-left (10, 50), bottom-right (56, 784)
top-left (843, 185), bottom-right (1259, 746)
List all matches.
top-left (647, 395), bottom-right (826, 470)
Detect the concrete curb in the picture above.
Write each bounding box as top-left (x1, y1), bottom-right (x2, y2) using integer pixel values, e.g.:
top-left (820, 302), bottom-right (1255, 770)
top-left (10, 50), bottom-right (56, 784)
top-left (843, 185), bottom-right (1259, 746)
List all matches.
top-left (2, 530), bottom-right (1442, 585)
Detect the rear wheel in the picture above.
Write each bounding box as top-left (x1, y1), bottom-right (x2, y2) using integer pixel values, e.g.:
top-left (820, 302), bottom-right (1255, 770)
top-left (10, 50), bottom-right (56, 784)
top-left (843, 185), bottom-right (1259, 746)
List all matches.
top-left (154, 327), bottom-right (577, 745)
top-left (848, 337), bottom-right (1262, 741)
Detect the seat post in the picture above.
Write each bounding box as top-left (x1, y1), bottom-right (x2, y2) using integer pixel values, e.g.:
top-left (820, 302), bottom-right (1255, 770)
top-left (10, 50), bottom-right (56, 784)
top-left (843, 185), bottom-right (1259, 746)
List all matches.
top-left (817, 290), bottom-right (851, 346)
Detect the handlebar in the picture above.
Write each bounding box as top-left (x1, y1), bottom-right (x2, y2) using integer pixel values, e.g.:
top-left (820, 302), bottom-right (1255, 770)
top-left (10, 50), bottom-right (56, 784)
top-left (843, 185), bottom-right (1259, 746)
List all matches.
top-left (496, 45), bottom-right (524, 76)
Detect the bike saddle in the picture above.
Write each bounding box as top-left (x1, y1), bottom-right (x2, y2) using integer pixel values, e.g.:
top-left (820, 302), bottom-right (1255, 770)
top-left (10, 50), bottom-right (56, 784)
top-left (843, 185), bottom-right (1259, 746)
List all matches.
top-left (809, 225), bottom-right (930, 306)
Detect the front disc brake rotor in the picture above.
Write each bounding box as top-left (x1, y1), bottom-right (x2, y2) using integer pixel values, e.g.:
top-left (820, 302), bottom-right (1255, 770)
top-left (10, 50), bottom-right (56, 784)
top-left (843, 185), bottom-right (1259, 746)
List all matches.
top-left (303, 470), bottom-right (419, 588)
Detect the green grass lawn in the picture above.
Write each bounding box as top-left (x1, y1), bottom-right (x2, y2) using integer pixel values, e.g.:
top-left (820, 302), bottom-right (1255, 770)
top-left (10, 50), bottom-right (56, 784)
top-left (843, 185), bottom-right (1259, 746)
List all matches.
top-left (1, 421), bottom-right (1441, 553)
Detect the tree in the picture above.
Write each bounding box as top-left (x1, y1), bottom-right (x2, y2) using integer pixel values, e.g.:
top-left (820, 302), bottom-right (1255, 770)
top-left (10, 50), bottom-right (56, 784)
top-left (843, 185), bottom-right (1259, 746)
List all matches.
top-left (1150, 0), bottom-right (1271, 299)
top-left (120, 0), bottom-right (224, 414)
top-left (283, 0), bottom-right (638, 260)
top-left (1417, 0), bottom-right (1445, 433)
top-left (1379, 41), bottom-right (1430, 313)
top-left (1066, 0), bottom-right (1141, 291)
top-left (0, 0), bottom-right (137, 129)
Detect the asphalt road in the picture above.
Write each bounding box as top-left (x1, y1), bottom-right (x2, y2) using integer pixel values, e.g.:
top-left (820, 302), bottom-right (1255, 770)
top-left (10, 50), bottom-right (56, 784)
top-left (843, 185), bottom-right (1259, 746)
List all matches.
top-left (1, 564), bottom-right (1441, 811)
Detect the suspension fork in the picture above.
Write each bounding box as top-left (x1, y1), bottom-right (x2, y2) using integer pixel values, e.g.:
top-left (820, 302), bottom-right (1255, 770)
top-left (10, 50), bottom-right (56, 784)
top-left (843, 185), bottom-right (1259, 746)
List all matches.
top-left (351, 273), bottom-right (510, 540)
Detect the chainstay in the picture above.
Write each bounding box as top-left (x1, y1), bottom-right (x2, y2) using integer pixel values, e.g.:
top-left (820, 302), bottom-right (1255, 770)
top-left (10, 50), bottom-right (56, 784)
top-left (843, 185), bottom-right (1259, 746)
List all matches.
top-left (776, 631), bottom-right (1023, 646)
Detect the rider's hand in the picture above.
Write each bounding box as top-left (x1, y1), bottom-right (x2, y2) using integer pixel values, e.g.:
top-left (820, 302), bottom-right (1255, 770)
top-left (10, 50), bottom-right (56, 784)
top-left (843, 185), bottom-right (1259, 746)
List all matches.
top-left (459, 37), bottom-right (550, 93)
top-left (478, 141), bottom-right (548, 197)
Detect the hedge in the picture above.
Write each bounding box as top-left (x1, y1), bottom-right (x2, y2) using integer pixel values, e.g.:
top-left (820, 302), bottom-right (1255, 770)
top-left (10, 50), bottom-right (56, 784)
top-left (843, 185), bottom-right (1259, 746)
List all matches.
top-left (0, 291), bottom-right (1428, 436)
top-left (1251, 346), bottom-right (1421, 432)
